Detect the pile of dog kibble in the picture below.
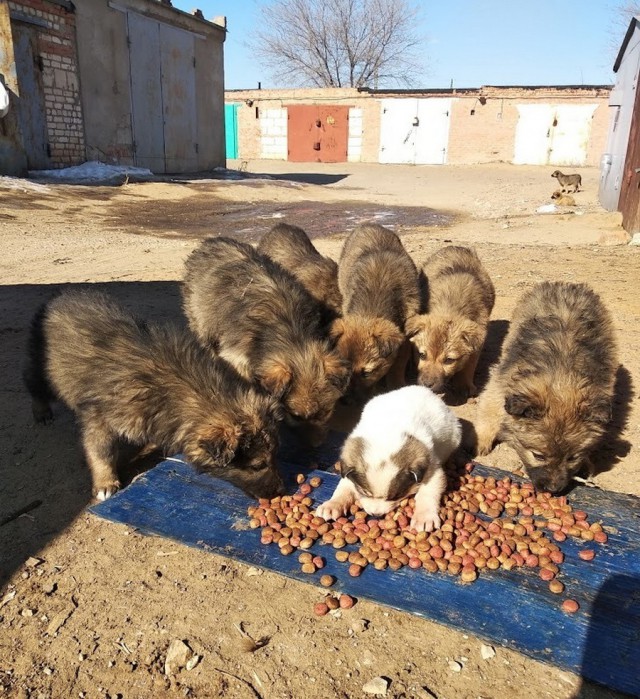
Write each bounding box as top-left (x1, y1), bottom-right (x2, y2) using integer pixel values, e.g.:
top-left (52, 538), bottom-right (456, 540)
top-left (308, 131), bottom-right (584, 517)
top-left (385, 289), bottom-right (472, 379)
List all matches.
top-left (246, 464), bottom-right (608, 616)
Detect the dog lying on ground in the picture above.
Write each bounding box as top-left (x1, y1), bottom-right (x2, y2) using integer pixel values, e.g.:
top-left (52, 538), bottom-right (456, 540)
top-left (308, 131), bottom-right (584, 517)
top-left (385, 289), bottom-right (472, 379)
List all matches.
top-left (331, 223), bottom-right (421, 399)
top-left (257, 222), bottom-right (342, 318)
top-left (23, 290), bottom-right (285, 500)
top-left (315, 386), bottom-right (461, 532)
top-left (551, 190), bottom-right (576, 207)
top-left (406, 245), bottom-right (495, 400)
top-left (474, 281), bottom-right (618, 493)
top-left (551, 170), bottom-right (582, 193)
top-left (182, 237), bottom-right (351, 446)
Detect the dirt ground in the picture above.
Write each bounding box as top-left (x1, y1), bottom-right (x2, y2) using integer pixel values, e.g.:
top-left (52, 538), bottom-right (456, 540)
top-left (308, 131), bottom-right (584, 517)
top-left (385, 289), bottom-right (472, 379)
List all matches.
top-left (0, 161), bottom-right (638, 699)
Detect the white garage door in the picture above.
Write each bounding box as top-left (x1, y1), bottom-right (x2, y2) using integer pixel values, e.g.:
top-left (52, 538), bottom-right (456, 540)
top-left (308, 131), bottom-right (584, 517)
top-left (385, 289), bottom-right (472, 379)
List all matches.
top-left (379, 98), bottom-right (452, 164)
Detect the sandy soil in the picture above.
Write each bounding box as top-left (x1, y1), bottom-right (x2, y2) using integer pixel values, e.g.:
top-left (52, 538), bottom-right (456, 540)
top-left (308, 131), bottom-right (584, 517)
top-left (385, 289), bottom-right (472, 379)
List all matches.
top-left (0, 161), bottom-right (638, 699)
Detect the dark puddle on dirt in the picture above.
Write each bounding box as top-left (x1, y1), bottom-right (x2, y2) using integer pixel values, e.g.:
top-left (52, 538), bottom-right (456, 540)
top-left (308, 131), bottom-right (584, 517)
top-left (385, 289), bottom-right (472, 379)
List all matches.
top-left (108, 195), bottom-right (454, 242)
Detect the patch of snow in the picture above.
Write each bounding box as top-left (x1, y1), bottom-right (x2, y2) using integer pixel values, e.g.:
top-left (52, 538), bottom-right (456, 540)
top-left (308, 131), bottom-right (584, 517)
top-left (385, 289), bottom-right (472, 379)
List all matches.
top-left (29, 161), bottom-right (154, 184)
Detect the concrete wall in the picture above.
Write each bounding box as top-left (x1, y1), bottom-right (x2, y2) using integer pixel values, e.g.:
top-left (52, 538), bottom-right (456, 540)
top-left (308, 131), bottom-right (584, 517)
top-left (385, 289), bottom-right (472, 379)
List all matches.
top-left (76, 0), bottom-right (225, 172)
top-left (227, 86), bottom-right (610, 168)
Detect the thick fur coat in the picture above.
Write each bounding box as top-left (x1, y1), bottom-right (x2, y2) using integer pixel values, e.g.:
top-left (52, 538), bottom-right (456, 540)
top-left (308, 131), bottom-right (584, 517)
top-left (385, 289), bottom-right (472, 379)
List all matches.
top-left (23, 290), bottom-right (284, 500)
top-left (475, 281), bottom-right (617, 493)
top-left (406, 245), bottom-right (495, 398)
top-left (182, 237), bottom-right (351, 443)
top-left (332, 224), bottom-right (421, 396)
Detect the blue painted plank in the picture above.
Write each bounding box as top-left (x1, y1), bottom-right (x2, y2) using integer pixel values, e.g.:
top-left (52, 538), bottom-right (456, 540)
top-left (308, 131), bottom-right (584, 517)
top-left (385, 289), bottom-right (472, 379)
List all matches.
top-left (90, 451), bottom-right (640, 696)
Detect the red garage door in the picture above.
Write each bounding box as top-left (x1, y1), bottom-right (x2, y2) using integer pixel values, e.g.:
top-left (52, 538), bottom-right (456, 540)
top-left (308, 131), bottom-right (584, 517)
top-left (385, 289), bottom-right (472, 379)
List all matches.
top-left (287, 105), bottom-right (349, 163)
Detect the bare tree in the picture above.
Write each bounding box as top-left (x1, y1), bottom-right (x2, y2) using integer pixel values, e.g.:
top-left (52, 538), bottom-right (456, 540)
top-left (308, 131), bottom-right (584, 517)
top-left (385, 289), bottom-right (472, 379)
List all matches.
top-left (251, 0), bottom-right (426, 88)
top-left (608, 2), bottom-right (640, 57)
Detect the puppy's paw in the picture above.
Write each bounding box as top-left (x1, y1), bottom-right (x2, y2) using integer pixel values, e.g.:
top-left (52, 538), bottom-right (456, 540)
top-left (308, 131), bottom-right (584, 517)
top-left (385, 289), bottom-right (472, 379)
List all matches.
top-left (94, 481), bottom-right (121, 501)
top-left (315, 499), bottom-right (348, 521)
top-left (411, 507), bottom-right (441, 533)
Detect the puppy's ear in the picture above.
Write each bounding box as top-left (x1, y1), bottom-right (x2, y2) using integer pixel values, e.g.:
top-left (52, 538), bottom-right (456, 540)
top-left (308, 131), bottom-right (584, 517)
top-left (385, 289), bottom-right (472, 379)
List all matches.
top-left (323, 352), bottom-right (351, 391)
top-left (504, 394), bottom-right (543, 420)
top-left (459, 319), bottom-right (485, 353)
top-left (370, 318), bottom-right (404, 357)
top-left (257, 359), bottom-right (292, 399)
top-left (199, 422), bottom-right (241, 466)
top-left (405, 314), bottom-right (425, 338)
top-left (583, 396), bottom-right (612, 426)
top-left (328, 317), bottom-right (345, 342)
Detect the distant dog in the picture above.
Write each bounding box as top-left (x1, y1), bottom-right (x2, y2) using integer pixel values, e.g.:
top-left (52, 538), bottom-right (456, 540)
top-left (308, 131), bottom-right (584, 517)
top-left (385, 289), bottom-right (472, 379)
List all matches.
top-left (182, 237), bottom-right (351, 445)
top-left (332, 223), bottom-right (421, 398)
top-left (23, 290), bottom-right (285, 500)
top-left (315, 386), bottom-right (461, 532)
top-left (257, 222), bottom-right (342, 317)
top-left (551, 190), bottom-right (576, 207)
top-left (406, 246), bottom-right (495, 399)
top-left (551, 170), bottom-right (581, 193)
top-left (475, 281), bottom-right (617, 493)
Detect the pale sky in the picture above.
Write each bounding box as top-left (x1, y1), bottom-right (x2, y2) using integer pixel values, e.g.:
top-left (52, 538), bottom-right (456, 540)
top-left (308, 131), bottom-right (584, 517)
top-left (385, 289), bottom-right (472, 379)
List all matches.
top-left (172, 0), bottom-right (630, 90)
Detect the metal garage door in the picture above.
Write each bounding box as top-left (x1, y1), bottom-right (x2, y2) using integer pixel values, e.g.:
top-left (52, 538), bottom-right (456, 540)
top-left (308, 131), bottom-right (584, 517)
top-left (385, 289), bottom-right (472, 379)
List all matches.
top-left (126, 11), bottom-right (197, 173)
top-left (379, 98), bottom-right (452, 165)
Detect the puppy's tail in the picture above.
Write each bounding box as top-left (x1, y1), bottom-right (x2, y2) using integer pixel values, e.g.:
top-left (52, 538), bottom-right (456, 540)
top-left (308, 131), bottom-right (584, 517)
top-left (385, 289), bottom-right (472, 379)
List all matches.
top-left (23, 299), bottom-right (56, 423)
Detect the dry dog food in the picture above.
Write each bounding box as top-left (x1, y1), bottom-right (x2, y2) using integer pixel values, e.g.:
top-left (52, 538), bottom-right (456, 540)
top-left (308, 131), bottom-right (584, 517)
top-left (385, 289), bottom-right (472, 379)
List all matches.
top-left (247, 464), bottom-right (608, 613)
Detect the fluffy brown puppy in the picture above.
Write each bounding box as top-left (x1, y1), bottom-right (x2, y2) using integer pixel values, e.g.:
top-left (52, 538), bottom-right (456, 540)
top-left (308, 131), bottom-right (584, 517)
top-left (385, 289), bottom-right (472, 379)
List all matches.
top-left (182, 237), bottom-right (351, 445)
top-left (257, 222), bottom-right (342, 317)
top-left (406, 246), bottom-right (495, 398)
top-left (22, 290), bottom-right (284, 501)
top-left (551, 190), bottom-right (576, 207)
top-left (475, 281), bottom-right (617, 493)
top-left (333, 223), bottom-right (421, 398)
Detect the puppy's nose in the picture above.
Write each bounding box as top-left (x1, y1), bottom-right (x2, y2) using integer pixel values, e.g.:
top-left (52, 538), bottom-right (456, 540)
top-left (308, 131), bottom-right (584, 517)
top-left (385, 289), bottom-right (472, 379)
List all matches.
top-left (529, 468), bottom-right (569, 495)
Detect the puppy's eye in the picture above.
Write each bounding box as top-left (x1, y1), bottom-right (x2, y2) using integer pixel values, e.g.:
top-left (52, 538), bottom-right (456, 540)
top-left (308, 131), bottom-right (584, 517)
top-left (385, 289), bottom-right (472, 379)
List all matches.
top-left (418, 352), bottom-right (426, 360)
top-left (443, 357), bottom-right (457, 365)
top-left (531, 452), bottom-right (545, 462)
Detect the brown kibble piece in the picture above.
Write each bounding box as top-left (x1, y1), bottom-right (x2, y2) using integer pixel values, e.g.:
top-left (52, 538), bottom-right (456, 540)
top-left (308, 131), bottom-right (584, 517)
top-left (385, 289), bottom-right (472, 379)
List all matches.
top-left (313, 602), bottom-right (329, 616)
top-left (593, 531), bottom-right (608, 544)
top-left (301, 562), bottom-right (316, 574)
top-left (320, 574), bottom-right (335, 587)
top-left (296, 474), bottom-right (305, 484)
top-left (549, 580), bottom-right (565, 594)
top-left (309, 476), bottom-right (322, 488)
top-left (335, 551), bottom-right (349, 563)
top-left (348, 564), bottom-right (363, 577)
top-left (298, 552), bottom-right (313, 564)
top-left (578, 549), bottom-right (595, 561)
top-left (325, 595), bottom-right (340, 610)
top-left (339, 594), bottom-right (355, 609)
top-left (561, 599), bottom-right (579, 613)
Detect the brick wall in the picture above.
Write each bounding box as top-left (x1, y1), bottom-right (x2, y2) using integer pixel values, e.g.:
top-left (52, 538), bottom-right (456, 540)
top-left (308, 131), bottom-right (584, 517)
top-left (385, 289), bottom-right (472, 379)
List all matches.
top-left (9, 0), bottom-right (84, 167)
top-left (227, 86), bottom-right (611, 167)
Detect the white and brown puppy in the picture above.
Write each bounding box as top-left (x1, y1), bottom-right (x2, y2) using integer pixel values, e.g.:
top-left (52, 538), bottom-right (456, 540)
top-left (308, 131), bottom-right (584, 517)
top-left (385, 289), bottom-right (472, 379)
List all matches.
top-left (475, 281), bottom-right (618, 493)
top-left (332, 223), bottom-right (421, 398)
top-left (406, 246), bottom-right (495, 399)
top-left (182, 237), bottom-right (351, 446)
top-left (257, 222), bottom-right (342, 318)
top-left (23, 290), bottom-right (285, 501)
top-left (316, 386), bottom-right (461, 532)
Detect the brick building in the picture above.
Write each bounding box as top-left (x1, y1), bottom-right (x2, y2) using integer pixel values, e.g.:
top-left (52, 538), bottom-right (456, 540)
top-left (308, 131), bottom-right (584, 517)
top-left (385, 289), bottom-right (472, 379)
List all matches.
top-left (0, 0), bottom-right (226, 174)
top-left (0, 0), bottom-right (82, 173)
top-left (225, 85), bottom-right (611, 167)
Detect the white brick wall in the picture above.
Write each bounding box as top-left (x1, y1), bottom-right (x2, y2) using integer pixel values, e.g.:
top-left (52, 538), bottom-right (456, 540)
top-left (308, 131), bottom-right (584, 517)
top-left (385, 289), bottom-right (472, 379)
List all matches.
top-left (348, 107), bottom-right (363, 162)
top-left (260, 108), bottom-right (287, 159)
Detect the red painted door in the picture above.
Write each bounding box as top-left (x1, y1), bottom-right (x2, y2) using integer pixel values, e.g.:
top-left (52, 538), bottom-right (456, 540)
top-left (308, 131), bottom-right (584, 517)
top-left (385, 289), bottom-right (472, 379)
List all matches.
top-left (287, 105), bottom-right (349, 163)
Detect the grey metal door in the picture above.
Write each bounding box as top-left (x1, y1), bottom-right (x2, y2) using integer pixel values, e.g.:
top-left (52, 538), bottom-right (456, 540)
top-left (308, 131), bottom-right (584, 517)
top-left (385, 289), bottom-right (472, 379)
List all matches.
top-left (127, 12), bottom-right (165, 172)
top-left (160, 23), bottom-right (197, 173)
top-left (127, 12), bottom-right (197, 173)
top-left (12, 22), bottom-right (49, 169)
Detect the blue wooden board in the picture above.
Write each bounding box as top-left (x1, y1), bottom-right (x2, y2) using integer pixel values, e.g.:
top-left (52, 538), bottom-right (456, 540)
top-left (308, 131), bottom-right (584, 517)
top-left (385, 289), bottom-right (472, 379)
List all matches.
top-left (90, 437), bottom-right (640, 696)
